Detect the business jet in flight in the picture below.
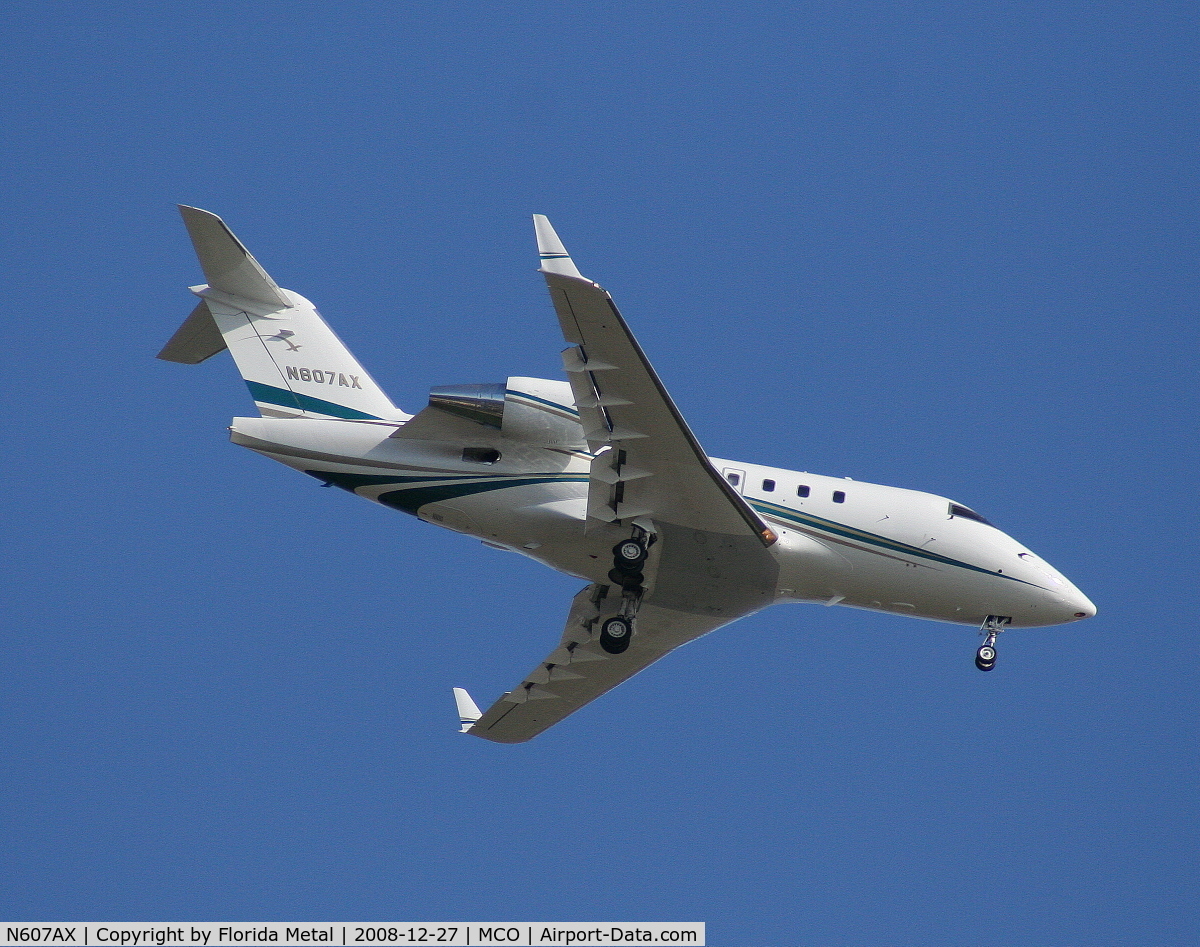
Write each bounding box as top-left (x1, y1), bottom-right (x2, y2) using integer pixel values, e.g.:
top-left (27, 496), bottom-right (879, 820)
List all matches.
top-left (160, 207), bottom-right (1095, 743)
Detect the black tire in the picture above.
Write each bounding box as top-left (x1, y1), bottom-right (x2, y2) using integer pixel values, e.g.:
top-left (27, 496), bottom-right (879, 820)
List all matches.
top-left (609, 568), bottom-right (644, 589)
top-left (613, 540), bottom-right (647, 567)
top-left (599, 616), bottom-right (632, 654)
top-left (975, 645), bottom-right (996, 671)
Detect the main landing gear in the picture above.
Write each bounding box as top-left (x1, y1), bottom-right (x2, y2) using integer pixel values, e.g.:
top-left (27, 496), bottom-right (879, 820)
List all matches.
top-left (599, 615), bottom-right (633, 654)
top-left (975, 615), bottom-right (1011, 671)
top-left (598, 531), bottom-right (651, 654)
top-left (608, 537), bottom-right (648, 590)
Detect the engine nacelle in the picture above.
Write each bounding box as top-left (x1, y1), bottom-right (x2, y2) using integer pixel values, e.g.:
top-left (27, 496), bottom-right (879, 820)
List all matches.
top-left (427, 376), bottom-right (585, 448)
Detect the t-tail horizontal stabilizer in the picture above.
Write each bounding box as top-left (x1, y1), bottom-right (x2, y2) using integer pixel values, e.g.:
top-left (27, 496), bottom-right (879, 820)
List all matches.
top-left (453, 687), bottom-right (483, 734)
top-left (178, 204), bottom-right (292, 309)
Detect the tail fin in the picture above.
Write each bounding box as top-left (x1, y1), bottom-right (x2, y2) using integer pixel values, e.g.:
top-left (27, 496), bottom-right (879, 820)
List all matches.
top-left (159, 206), bottom-right (407, 422)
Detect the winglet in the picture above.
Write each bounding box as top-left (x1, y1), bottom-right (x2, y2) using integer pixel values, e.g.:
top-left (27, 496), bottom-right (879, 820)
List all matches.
top-left (533, 215), bottom-right (584, 279)
top-left (453, 687), bottom-right (483, 733)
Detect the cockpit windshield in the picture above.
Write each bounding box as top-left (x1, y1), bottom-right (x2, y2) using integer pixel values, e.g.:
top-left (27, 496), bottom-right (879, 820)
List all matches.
top-left (949, 503), bottom-right (993, 526)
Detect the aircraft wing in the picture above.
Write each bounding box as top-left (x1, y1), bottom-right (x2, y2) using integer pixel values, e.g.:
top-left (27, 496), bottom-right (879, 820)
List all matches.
top-left (534, 216), bottom-right (777, 546)
top-left (461, 584), bottom-right (737, 743)
top-left (459, 220), bottom-right (783, 743)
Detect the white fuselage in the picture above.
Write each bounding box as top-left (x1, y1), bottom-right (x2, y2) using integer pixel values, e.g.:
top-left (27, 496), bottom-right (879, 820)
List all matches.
top-left (229, 412), bottom-right (1095, 631)
top-left (165, 207), bottom-right (1097, 739)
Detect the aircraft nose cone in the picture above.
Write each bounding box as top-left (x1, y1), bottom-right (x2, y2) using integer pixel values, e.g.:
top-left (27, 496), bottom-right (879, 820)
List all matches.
top-left (1068, 592), bottom-right (1097, 620)
top-left (1046, 583), bottom-right (1096, 623)
top-left (1016, 551), bottom-right (1095, 623)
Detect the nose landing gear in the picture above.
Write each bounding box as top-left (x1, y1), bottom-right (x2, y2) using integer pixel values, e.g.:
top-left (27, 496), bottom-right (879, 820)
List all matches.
top-left (975, 615), bottom-right (1011, 671)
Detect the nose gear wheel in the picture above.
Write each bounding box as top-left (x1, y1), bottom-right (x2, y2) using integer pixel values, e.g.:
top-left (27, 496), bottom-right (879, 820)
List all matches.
top-left (975, 615), bottom-right (1011, 671)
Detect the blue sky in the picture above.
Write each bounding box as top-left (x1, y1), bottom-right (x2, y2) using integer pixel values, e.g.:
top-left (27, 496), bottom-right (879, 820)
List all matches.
top-left (2, 2), bottom-right (1196, 943)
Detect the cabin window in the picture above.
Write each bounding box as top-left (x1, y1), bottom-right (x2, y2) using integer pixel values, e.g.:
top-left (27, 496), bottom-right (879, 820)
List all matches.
top-left (462, 447), bottom-right (501, 464)
top-left (949, 502), bottom-right (992, 526)
top-left (726, 472), bottom-right (741, 486)
top-left (797, 485), bottom-right (810, 498)
top-left (832, 490), bottom-right (846, 503)
top-left (762, 479), bottom-right (776, 492)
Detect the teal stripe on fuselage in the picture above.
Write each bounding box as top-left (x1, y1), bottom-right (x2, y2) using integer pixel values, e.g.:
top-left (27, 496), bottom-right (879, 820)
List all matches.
top-left (750, 498), bottom-right (1037, 586)
top-left (247, 381), bottom-right (384, 421)
top-left (307, 465), bottom-right (1031, 586)
top-left (378, 477), bottom-right (579, 515)
top-left (307, 469), bottom-right (589, 516)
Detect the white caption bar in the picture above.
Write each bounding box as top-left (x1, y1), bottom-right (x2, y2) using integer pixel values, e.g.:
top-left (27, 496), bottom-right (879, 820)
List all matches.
top-left (0, 925), bottom-right (704, 947)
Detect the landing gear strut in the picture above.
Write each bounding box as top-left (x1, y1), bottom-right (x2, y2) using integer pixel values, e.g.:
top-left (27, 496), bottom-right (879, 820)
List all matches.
top-left (976, 615), bottom-right (1011, 671)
